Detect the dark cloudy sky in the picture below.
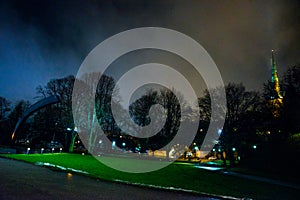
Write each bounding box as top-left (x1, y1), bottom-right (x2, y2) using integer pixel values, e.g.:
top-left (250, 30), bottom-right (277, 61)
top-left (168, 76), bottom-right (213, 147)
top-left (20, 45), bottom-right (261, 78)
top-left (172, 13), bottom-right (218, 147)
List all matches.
top-left (0, 0), bottom-right (299, 103)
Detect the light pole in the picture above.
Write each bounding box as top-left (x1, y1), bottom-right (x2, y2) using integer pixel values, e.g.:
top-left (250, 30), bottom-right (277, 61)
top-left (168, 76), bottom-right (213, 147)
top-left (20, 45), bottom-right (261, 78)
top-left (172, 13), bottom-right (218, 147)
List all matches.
top-left (52, 122), bottom-right (58, 142)
top-left (26, 147), bottom-right (30, 155)
top-left (67, 126), bottom-right (78, 153)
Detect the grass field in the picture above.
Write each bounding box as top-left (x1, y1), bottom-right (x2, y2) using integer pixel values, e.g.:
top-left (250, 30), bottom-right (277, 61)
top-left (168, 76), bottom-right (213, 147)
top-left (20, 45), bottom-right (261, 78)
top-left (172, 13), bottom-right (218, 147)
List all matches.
top-left (2, 153), bottom-right (298, 199)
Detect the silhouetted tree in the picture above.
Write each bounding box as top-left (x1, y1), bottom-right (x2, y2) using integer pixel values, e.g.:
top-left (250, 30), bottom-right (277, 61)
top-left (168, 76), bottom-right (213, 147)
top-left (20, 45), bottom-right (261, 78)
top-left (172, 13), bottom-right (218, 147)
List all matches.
top-left (34, 75), bottom-right (75, 150)
top-left (198, 83), bottom-right (261, 166)
top-left (129, 88), bottom-right (191, 159)
top-left (73, 72), bottom-right (118, 153)
top-left (282, 65), bottom-right (300, 135)
top-left (0, 96), bottom-right (10, 121)
top-left (128, 90), bottom-right (159, 150)
top-left (0, 96), bottom-right (11, 144)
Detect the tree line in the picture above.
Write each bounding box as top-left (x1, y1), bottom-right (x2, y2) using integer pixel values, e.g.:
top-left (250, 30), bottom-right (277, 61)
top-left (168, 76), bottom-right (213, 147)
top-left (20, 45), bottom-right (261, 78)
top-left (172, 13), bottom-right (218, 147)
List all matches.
top-left (0, 65), bottom-right (299, 170)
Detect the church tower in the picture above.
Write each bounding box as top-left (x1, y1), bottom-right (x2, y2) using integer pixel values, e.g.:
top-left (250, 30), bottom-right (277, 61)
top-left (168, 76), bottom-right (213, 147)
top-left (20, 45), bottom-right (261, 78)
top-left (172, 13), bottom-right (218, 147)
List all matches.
top-left (269, 50), bottom-right (283, 117)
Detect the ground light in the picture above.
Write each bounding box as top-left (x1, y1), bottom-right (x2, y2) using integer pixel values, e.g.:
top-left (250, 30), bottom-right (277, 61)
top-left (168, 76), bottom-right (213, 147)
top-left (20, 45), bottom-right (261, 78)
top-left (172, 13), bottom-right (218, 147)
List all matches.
top-left (67, 173), bottom-right (72, 180)
top-left (194, 166), bottom-right (223, 171)
top-left (26, 147), bottom-right (30, 155)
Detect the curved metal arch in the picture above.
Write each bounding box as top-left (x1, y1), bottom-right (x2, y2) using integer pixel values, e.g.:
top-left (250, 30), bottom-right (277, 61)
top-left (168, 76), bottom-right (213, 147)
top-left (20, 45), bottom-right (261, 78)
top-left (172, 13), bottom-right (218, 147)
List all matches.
top-left (11, 95), bottom-right (60, 141)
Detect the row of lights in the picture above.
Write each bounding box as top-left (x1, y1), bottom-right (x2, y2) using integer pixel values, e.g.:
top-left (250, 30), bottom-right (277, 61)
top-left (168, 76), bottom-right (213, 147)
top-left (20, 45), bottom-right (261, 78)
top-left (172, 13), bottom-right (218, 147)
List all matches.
top-left (111, 141), bottom-right (126, 148)
top-left (25, 127), bottom-right (79, 155)
top-left (212, 145), bottom-right (257, 153)
top-left (26, 147), bottom-right (63, 155)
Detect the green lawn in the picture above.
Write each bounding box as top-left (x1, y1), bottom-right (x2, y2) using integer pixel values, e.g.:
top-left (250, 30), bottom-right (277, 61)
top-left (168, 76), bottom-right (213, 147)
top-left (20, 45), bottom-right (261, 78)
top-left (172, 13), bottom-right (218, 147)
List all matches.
top-left (2, 153), bottom-right (298, 199)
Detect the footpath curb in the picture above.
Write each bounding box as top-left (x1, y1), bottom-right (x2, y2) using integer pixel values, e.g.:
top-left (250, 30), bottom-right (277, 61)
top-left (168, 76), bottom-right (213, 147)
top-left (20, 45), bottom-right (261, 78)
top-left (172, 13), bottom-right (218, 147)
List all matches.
top-left (0, 155), bottom-right (246, 200)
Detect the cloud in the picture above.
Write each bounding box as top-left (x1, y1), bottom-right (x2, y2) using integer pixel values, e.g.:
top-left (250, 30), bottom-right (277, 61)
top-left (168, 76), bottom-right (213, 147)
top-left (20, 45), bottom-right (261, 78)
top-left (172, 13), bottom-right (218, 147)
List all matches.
top-left (0, 0), bottom-right (299, 101)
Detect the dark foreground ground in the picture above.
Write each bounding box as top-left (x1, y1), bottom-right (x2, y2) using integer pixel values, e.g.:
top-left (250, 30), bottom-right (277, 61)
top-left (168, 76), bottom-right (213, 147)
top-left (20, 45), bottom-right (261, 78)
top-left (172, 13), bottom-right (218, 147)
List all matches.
top-left (0, 158), bottom-right (222, 200)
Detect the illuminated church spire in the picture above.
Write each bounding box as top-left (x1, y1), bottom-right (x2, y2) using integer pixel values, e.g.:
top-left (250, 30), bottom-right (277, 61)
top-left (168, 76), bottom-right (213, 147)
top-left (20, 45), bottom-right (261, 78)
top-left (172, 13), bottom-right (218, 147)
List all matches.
top-left (271, 50), bottom-right (283, 99)
top-left (269, 50), bottom-right (283, 117)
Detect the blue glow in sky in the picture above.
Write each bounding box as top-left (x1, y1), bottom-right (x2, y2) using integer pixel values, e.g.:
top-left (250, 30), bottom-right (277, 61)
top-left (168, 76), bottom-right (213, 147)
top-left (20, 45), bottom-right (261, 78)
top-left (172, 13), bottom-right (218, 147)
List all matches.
top-left (0, 0), bottom-right (299, 103)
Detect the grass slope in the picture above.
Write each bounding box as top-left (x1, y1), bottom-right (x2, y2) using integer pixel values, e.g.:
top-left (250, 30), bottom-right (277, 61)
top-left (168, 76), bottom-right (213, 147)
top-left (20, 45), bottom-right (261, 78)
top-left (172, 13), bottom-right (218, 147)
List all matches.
top-left (2, 153), bottom-right (298, 199)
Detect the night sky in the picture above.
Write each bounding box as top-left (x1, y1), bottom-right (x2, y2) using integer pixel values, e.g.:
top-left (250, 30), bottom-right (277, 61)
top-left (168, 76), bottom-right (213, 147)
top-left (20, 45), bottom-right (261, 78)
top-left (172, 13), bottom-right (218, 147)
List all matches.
top-left (0, 0), bottom-right (299, 103)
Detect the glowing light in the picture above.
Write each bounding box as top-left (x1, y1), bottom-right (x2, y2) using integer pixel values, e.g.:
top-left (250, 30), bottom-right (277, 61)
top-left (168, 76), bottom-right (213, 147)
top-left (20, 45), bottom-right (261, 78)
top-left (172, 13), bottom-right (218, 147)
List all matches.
top-left (11, 132), bottom-right (15, 140)
top-left (67, 173), bottom-right (73, 180)
top-left (218, 129), bottom-right (222, 135)
top-left (232, 147), bottom-right (236, 151)
top-left (194, 166), bottom-right (223, 171)
top-left (253, 145), bottom-right (257, 149)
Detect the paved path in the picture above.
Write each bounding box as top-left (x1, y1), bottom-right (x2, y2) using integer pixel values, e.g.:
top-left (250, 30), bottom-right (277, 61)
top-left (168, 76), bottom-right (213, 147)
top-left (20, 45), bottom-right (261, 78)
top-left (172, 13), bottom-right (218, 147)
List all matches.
top-left (222, 171), bottom-right (300, 190)
top-left (0, 158), bottom-right (222, 200)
